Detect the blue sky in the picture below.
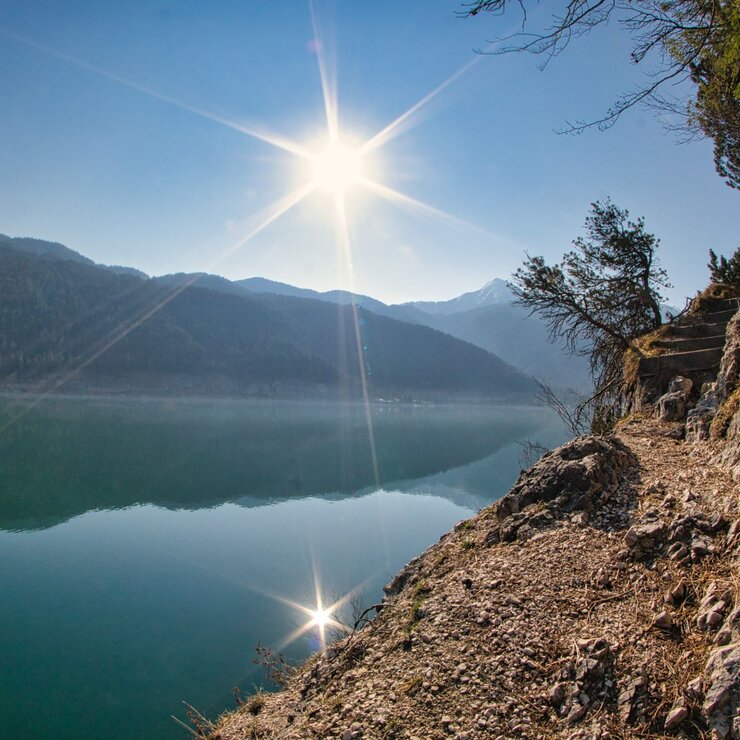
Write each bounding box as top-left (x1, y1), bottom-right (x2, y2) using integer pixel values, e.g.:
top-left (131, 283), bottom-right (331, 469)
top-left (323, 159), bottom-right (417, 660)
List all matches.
top-left (0, 0), bottom-right (737, 304)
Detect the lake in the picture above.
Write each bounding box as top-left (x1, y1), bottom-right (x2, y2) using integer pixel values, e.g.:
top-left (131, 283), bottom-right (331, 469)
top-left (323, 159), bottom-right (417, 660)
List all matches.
top-left (0, 396), bottom-right (565, 739)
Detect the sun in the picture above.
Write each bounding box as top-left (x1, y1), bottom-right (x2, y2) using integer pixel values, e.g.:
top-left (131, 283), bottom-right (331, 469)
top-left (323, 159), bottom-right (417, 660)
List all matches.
top-left (310, 140), bottom-right (365, 195)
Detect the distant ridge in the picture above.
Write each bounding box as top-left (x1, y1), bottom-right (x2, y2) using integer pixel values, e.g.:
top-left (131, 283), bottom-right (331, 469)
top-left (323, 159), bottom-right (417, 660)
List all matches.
top-left (155, 272), bottom-right (252, 297)
top-left (0, 233), bottom-right (95, 265)
top-left (0, 238), bottom-right (535, 400)
top-left (237, 276), bottom-right (323, 300)
top-left (0, 231), bottom-right (597, 391)
top-left (404, 278), bottom-right (515, 315)
top-left (236, 277), bottom-right (406, 317)
top-left (0, 233), bottom-right (149, 279)
top-left (238, 275), bottom-right (593, 390)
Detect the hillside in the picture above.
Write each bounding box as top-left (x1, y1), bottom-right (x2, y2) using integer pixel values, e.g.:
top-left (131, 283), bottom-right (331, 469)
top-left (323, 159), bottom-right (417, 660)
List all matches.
top-left (237, 277), bottom-right (430, 324)
top-left (209, 422), bottom-right (739, 740)
top-left (244, 275), bottom-right (593, 390)
top-left (0, 233), bottom-right (148, 278)
top-left (412, 302), bottom-right (593, 391)
top-left (207, 294), bottom-right (740, 740)
top-left (0, 233), bottom-right (95, 265)
top-left (0, 232), bottom-right (593, 391)
top-left (0, 247), bottom-right (535, 399)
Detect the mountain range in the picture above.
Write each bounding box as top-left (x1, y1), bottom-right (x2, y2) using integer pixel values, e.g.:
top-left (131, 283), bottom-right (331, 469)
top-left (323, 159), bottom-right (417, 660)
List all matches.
top-left (156, 269), bottom-right (593, 390)
top-left (0, 233), bottom-right (549, 400)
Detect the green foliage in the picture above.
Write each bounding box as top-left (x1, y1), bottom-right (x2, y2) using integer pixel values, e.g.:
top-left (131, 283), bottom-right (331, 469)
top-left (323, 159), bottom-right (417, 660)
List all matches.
top-left (513, 199), bottom-right (670, 430)
top-left (412, 580), bottom-right (432, 598)
top-left (463, 0), bottom-right (740, 189)
top-left (708, 247), bottom-right (740, 286)
top-left (407, 580), bottom-right (432, 630)
top-left (681, 0), bottom-right (740, 189)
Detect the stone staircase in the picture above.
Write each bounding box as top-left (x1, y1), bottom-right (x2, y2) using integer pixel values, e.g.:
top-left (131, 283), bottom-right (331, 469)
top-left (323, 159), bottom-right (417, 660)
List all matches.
top-left (638, 298), bottom-right (739, 384)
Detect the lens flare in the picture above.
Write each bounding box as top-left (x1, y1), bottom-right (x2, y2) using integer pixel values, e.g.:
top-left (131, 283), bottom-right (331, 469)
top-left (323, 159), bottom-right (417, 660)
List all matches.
top-left (0, 4), bottom-right (492, 494)
top-left (309, 606), bottom-right (333, 629)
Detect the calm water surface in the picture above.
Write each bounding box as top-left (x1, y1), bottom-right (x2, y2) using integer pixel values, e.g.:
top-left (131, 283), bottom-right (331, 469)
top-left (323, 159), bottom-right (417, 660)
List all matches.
top-left (0, 397), bottom-right (565, 739)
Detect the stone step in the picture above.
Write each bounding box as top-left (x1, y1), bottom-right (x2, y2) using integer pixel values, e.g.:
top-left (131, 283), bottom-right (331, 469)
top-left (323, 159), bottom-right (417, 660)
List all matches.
top-left (639, 347), bottom-right (724, 378)
top-left (668, 321), bottom-right (728, 338)
top-left (709, 297), bottom-right (740, 312)
top-left (702, 308), bottom-right (737, 324)
top-left (652, 335), bottom-right (726, 352)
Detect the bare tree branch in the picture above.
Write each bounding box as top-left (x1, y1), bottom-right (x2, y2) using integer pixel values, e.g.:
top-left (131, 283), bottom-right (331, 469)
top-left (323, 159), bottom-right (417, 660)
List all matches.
top-left (459, 0), bottom-right (740, 187)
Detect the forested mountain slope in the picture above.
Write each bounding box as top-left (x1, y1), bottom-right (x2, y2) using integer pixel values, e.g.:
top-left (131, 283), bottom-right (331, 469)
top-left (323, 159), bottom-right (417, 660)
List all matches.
top-left (0, 247), bottom-right (535, 399)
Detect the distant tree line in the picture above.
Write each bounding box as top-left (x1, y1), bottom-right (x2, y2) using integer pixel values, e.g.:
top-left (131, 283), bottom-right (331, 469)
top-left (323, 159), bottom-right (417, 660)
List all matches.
top-left (0, 248), bottom-right (535, 398)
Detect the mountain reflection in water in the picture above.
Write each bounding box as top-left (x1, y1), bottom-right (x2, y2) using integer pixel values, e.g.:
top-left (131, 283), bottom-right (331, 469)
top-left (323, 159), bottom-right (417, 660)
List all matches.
top-left (0, 397), bottom-right (563, 532)
top-left (0, 396), bottom-right (567, 739)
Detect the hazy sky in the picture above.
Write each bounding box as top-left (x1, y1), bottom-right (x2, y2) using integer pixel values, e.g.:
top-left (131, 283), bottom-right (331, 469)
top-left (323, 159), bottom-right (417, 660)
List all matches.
top-left (1, 0), bottom-right (738, 305)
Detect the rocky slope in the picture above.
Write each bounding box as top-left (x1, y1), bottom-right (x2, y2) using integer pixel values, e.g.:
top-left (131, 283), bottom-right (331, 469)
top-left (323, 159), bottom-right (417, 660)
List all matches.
top-left (207, 418), bottom-right (739, 739)
top-left (205, 290), bottom-right (740, 740)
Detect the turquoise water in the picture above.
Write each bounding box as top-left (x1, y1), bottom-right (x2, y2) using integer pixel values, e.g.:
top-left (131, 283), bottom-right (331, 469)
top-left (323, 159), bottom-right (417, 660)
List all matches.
top-left (0, 397), bottom-right (565, 738)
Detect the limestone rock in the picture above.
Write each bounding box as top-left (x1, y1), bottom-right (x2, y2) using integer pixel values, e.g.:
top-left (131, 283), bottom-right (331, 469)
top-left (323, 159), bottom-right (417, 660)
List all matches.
top-left (697, 582), bottom-right (733, 630)
top-left (486, 436), bottom-right (636, 544)
top-left (665, 581), bottom-right (687, 606)
top-left (564, 702), bottom-right (587, 724)
top-left (664, 705), bottom-right (688, 731)
top-left (686, 382), bottom-right (719, 442)
top-left (657, 390), bottom-right (688, 422)
top-left (653, 610), bottom-right (673, 630)
top-left (625, 519), bottom-right (666, 551)
top-left (669, 376), bottom-right (694, 395)
top-left (701, 644), bottom-right (740, 738)
top-left (716, 312), bottom-right (740, 402)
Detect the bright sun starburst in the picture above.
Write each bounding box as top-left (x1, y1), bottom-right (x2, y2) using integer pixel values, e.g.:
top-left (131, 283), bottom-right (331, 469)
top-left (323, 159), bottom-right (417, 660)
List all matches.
top-left (269, 587), bottom-right (354, 654)
top-left (310, 140), bottom-right (365, 195)
top-left (0, 3), bottom-right (490, 455)
top-left (0, 3), bottom-right (500, 662)
top-left (309, 605), bottom-right (333, 629)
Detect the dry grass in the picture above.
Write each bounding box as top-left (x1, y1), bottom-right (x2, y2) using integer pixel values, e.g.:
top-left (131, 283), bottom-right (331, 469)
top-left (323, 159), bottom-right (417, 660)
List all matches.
top-left (710, 386), bottom-right (740, 439)
top-left (623, 328), bottom-right (671, 390)
top-left (690, 283), bottom-right (740, 314)
top-left (244, 692), bottom-right (267, 717)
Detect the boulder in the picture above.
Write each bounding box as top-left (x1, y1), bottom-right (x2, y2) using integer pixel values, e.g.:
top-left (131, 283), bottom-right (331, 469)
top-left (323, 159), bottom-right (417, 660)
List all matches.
top-left (625, 519), bottom-right (667, 549)
top-left (657, 390), bottom-right (688, 422)
top-left (716, 312), bottom-right (740, 402)
top-left (485, 436), bottom-right (637, 544)
top-left (669, 376), bottom-right (694, 395)
top-left (701, 644), bottom-right (740, 738)
top-left (686, 382), bottom-right (719, 442)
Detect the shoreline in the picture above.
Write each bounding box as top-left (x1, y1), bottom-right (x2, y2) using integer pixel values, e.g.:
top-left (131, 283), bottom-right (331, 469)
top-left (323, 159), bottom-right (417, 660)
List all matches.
top-left (0, 387), bottom-right (547, 410)
top-left (208, 419), bottom-right (740, 739)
